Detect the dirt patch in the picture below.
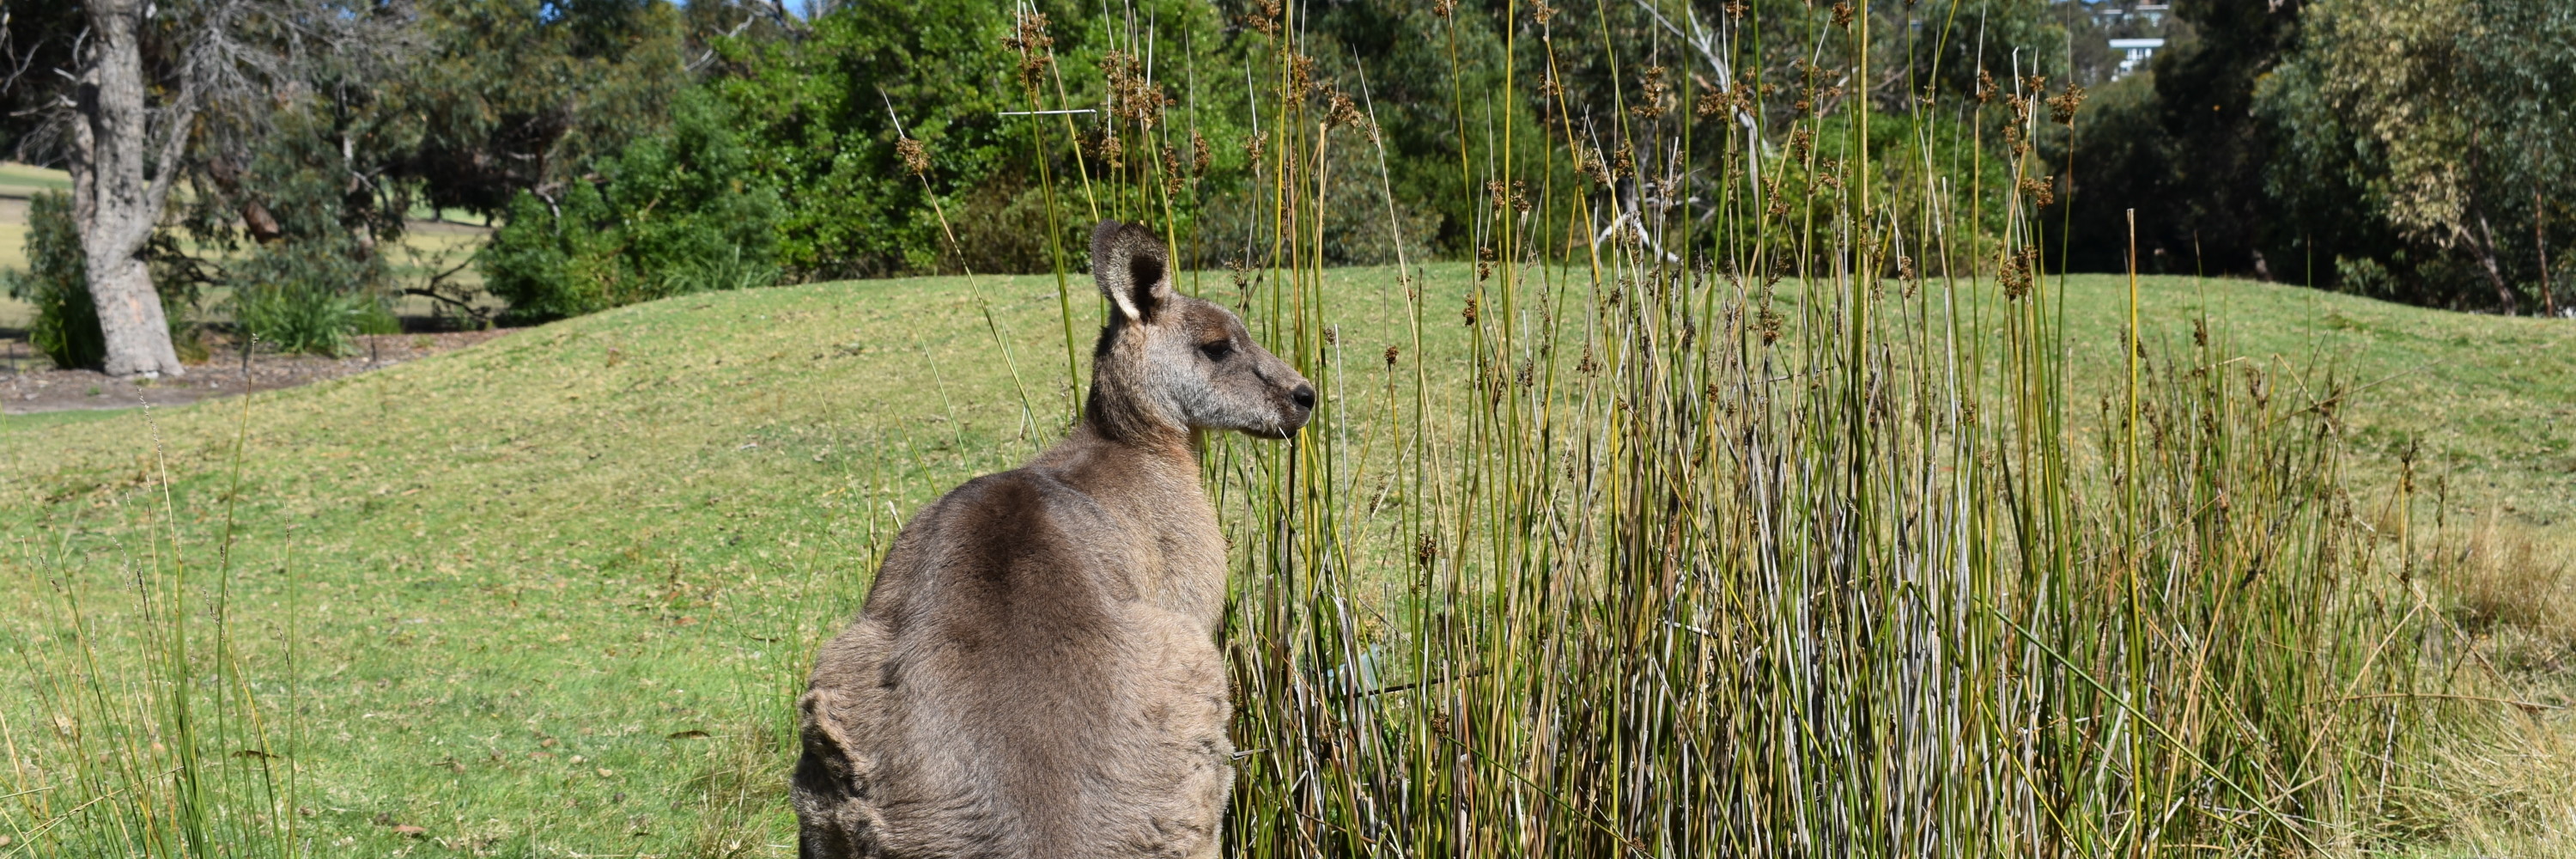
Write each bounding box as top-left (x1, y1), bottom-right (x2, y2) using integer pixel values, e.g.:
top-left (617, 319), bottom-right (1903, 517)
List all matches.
top-left (1, 330), bottom-right (513, 415)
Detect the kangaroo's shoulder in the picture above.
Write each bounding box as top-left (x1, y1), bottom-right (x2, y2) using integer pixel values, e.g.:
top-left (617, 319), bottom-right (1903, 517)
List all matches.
top-left (911, 465), bottom-right (1120, 546)
top-left (885, 465), bottom-right (1133, 615)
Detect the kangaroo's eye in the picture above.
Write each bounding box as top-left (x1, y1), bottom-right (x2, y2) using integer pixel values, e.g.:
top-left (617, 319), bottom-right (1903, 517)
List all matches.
top-left (1199, 339), bottom-right (1235, 362)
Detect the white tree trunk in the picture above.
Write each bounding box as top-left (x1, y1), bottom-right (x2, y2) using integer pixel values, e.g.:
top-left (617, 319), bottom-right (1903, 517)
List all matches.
top-left (71, 0), bottom-right (190, 377)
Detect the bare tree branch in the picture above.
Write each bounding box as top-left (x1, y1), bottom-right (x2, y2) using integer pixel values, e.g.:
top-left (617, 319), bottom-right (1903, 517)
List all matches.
top-left (1628, 0), bottom-right (1754, 131)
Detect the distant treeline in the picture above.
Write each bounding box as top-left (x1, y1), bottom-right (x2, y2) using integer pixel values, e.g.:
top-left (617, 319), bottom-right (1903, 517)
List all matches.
top-left (2056, 0), bottom-right (2575, 315)
top-left (5, 0), bottom-right (2563, 359)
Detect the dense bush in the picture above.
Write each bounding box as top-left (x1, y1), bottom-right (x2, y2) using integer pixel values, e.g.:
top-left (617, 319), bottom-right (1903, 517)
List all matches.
top-left (224, 236), bottom-right (399, 356)
top-left (702, 0), bottom-right (1249, 279)
top-left (2258, 0), bottom-right (2576, 313)
top-left (691, 0), bottom-right (2042, 279)
top-left (1, 191), bottom-right (212, 366)
top-left (2051, 0), bottom-right (2576, 311)
top-left (4, 192), bottom-right (101, 369)
top-left (479, 91), bottom-right (780, 323)
top-left (2046, 2), bottom-right (2310, 281)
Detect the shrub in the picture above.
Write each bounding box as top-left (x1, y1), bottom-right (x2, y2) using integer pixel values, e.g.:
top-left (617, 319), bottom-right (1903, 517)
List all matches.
top-left (2337, 254), bottom-right (2403, 298)
top-left (4, 191), bottom-right (104, 369)
top-left (480, 90), bottom-right (780, 324)
top-left (702, 0), bottom-right (1032, 279)
top-left (223, 235), bottom-right (395, 356)
top-left (231, 283), bottom-right (378, 357)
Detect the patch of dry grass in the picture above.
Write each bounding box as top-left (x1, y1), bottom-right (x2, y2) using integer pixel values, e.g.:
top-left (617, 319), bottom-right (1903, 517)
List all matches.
top-left (2373, 521), bottom-right (2576, 857)
top-left (2437, 521), bottom-right (2576, 647)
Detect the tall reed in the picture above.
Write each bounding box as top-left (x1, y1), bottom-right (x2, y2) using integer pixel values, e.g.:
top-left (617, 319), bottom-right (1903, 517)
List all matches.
top-left (4, 395), bottom-right (301, 859)
top-left (1013, 2), bottom-right (2443, 856)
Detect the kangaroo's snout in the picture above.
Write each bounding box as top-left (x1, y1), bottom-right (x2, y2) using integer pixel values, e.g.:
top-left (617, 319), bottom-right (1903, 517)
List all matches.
top-left (1275, 382), bottom-right (1316, 436)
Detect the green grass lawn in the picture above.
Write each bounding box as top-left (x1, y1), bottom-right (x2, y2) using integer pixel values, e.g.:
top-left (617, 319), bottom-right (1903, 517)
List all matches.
top-left (2, 265), bottom-right (2567, 855)
top-left (0, 162), bottom-right (71, 194)
top-left (2073, 276), bottom-right (2574, 528)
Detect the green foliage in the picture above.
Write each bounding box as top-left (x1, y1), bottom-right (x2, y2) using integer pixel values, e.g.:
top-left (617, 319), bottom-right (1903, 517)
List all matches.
top-left (196, 101), bottom-right (406, 356)
top-left (1898, 0), bottom-right (2080, 101)
top-left (0, 192), bottom-right (200, 367)
top-left (1286, 0), bottom-right (1524, 259)
top-left (1192, 125), bottom-right (1441, 270)
top-left (702, 0), bottom-right (1017, 278)
top-left (226, 236), bottom-right (396, 356)
top-left (705, 0), bottom-right (1232, 278)
top-left (2258, 0), bottom-right (2576, 312)
top-left (480, 91), bottom-right (781, 323)
top-left (402, 0), bottom-right (695, 216)
top-left (4, 191), bottom-right (102, 369)
top-left (2046, 0), bottom-right (2576, 309)
top-left (1775, 110), bottom-right (2016, 272)
top-left (2053, 0), bottom-right (2308, 279)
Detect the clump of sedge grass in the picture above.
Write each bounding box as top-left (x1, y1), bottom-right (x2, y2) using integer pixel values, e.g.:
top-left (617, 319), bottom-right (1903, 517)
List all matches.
top-left (3, 399), bottom-right (301, 858)
top-left (990, 3), bottom-right (2463, 856)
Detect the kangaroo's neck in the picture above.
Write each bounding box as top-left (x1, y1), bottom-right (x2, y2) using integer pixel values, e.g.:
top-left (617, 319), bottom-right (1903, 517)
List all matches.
top-left (1029, 421), bottom-right (1227, 624)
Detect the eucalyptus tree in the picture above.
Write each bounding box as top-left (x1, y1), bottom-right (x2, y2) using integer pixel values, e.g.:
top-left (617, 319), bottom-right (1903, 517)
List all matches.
top-left (9, 0), bottom-right (399, 375)
top-left (2264, 0), bottom-right (2576, 314)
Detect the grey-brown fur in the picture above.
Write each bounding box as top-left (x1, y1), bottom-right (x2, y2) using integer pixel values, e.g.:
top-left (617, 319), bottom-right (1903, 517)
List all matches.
top-left (793, 222), bottom-right (1314, 859)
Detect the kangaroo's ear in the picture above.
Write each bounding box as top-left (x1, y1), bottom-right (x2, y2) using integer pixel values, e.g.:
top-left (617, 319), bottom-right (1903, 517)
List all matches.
top-left (1091, 221), bottom-right (1174, 325)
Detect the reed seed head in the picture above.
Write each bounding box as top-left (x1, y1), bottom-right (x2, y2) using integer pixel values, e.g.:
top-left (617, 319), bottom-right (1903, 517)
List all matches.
top-left (2020, 174), bottom-right (2056, 207)
top-left (896, 137), bottom-right (930, 176)
top-left (1288, 54), bottom-right (1317, 102)
top-left (1634, 66), bottom-right (1672, 118)
top-left (1004, 12), bottom-right (1054, 84)
top-left (1097, 132), bottom-right (1124, 168)
top-left (1695, 90), bottom-right (1728, 118)
top-left (2048, 83), bottom-right (2087, 125)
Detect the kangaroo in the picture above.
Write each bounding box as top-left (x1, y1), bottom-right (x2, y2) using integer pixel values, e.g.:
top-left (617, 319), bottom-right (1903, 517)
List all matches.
top-left (793, 222), bottom-right (1315, 859)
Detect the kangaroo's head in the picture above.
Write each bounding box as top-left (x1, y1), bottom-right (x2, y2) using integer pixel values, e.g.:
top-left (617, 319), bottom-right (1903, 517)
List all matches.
top-left (1087, 221), bottom-right (1315, 442)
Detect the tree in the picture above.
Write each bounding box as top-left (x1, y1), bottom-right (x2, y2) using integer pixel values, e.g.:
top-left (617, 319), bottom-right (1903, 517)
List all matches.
top-left (398, 0), bottom-right (692, 216)
top-left (478, 91), bottom-right (781, 322)
top-left (64, 0), bottom-right (200, 376)
top-left (703, 0), bottom-right (1051, 279)
top-left (7, 1), bottom-right (392, 375)
top-left (2052, 1), bottom-right (2308, 279)
top-left (2262, 0), bottom-right (2576, 313)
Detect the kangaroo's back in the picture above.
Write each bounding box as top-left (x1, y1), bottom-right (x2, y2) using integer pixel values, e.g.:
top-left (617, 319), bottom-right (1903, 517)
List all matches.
top-left (796, 470), bottom-right (1196, 858)
top-left (793, 222), bottom-right (1315, 859)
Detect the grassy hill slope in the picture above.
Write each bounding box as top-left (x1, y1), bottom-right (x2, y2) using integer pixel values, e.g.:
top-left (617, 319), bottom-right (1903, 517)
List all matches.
top-left (2, 266), bottom-right (2568, 855)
